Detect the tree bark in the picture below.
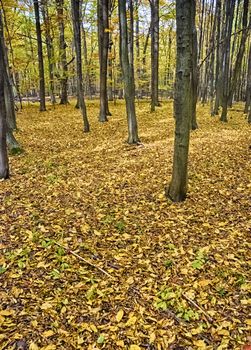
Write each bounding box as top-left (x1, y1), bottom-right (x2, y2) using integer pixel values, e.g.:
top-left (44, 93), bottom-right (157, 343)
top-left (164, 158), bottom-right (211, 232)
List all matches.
top-left (166, 0), bottom-right (195, 202)
top-left (118, 0), bottom-right (140, 144)
top-left (228, 0), bottom-right (250, 106)
top-left (244, 44), bottom-right (251, 114)
top-left (220, 0), bottom-right (235, 122)
top-left (71, 0), bottom-right (90, 132)
top-left (0, 15), bottom-right (9, 179)
top-left (41, 0), bottom-right (56, 104)
top-left (56, 0), bottom-right (68, 105)
top-left (33, 0), bottom-right (46, 111)
top-left (150, 0), bottom-right (160, 112)
top-left (98, 0), bottom-right (110, 122)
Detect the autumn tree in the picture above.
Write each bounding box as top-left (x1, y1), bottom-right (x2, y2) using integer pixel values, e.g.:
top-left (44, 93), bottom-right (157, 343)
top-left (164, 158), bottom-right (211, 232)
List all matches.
top-left (56, 0), bottom-right (69, 105)
top-left (71, 0), bottom-right (90, 132)
top-left (166, 0), bottom-right (196, 202)
top-left (118, 0), bottom-right (140, 144)
top-left (97, 0), bottom-right (111, 122)
top-left (0, 11), bottom-right (9, 179)
top-left (33, 0), bottom-right (46, 111)
top-left (150, 0), bottom-right (160, 112)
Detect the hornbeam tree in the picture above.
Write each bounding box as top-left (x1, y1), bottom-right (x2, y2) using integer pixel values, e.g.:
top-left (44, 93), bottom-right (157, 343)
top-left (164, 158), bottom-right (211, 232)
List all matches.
top-left (166, 0), bottom-right (196, 202)
top-left (0, 11), bottom-right (9, 179)
top-left (118, 0), bottom-right (140, 144)
top-left (71, 0), bottom-right (90, 132)
top-left (33, 0), bottom-right (46, 111)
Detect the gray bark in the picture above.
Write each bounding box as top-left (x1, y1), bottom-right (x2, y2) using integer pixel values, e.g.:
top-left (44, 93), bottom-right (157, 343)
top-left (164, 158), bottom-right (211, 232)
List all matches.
top-left (167, 0), bottom-right (195, 202)
top-left (118, 0), bottom-right (140, 144)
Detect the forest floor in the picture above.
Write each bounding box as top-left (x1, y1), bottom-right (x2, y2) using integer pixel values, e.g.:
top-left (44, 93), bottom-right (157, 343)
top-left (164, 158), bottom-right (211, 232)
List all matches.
top-left (0, 100), bottom-right (250, 350)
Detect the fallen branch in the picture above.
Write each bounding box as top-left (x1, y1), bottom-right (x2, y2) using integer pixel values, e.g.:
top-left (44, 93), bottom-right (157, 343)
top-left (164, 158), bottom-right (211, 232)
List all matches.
top-left (54, 241), bottom-right (113, 278)
top-left (182, 293), bottom-right (213, 323)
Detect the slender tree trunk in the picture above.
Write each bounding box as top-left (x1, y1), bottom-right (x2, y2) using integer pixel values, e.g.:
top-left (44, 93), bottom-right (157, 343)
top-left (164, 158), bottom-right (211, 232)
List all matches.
top-left (191, 2), bottom-right (198, 130)
top-left (150, 0), bottom-right (160, 112)
top-left (0, 15), bottom-right (9, 179)
top-left (213, 0), bottom-right (222, 115)
top-left (220, 0), bottom-right (235, 122)
top-left (166, 0), bottom-right (195, 202)
top-left (41, 0), bottom-right (56, 104)
top-left (141, 25), bottom-right (151, 97)
top-left (56, 0), bottom-right (68, 105)
top-left (71, 0), bottom-right (90, 132)
top-left (98, 0), bottom-right (110, 122)
top-left (33, 0), bottom-right (46, 111)
top-left (244, 44), bottom-right (251, 114)
top-left (228, 0), bottom-right (250, 106)
top-left (118, 0), bottom-right (140, 144)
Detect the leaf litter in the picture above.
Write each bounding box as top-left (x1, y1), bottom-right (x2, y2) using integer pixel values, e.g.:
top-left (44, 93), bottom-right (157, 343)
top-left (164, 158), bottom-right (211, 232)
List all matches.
top-left (0, 100), bottom-right (250, 349)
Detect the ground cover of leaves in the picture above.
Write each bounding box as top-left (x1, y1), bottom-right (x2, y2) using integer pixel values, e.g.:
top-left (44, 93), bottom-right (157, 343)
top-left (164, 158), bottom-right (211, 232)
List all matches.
top-left (0, 100), bottom-right (250, 350)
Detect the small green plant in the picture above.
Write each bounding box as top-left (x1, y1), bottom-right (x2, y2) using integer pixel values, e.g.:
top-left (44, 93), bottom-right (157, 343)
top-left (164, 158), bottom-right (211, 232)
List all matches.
top-left (164, 259), bottom-right (173, 268)
top-left (192, 249), bottom-right (207, 269)
top-left (0, 266), bottom-right (7, 274)
top-left (50, 269), bottom-right (61, 279)
top-left (115, 221), bottom-right (125, 232)
top-left (41, 239), bottom-right (54, 248)
top-left (217, 287), bottom-right (227, 297)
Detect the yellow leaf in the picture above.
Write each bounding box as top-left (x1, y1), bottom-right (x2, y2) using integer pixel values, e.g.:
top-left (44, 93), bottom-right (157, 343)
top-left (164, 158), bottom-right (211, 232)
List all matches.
top-left (29, 342), bottom-right (39, 350)
top-left (193, 340), bottom-right (206, 349)
top-left (41, 302), bottom-right (53, 310)
top-left (42, 330), bottom-right (54, 338)
top-left (149, 332), bottom-right (156, 343)
top-left (245, 319), bottom-right (251, 325)
top-left (116, 340), bottom-right (125, 347)
top-left (41, 346), bottom-right (56, 350)
top-left (126, 315), bottom-right (137, 326)
top-left (217, 329), bottom-right (230, 336)
top-left (130, 345), bottom-right (141, 350)
top-left (0, 309), bottom-right (14, 316)
top-left (116, 309), bottom-right (124, 322)
top-left (198, 279), bottom-right (211, 287)
top-left (90, 324), bottom-right (98, 332)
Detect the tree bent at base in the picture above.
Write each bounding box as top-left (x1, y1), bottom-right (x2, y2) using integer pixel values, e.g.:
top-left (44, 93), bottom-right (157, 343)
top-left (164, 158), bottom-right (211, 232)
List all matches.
top-left (166, 0), bottom-right (196, 202)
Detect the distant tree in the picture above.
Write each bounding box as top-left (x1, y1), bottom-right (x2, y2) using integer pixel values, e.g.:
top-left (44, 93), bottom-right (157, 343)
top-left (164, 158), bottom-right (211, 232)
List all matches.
top-left (0, 11), bottom-right (9, 179)
top-left (56, 0), bottom-right (69, 105)
top-left (149, 0), bottom-right (160, 112)
top-left (41, 0), bottom-right (56, 104)
top-left (118, 0), bottom-right (140, 144)
top-left (71, 0), bottom-right (90, 132)
top-left (166, 0), bottom-right (196, 202)
top-left (33, 0), bottom-right (46, 111)
top-left (220, 0), bottom-right (235, 122)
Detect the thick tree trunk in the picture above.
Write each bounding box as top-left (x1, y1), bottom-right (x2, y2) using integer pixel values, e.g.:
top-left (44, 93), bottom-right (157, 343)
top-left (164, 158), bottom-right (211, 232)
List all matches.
top-left (98, 0), bottom-right (110, 122)
top-left (33, 0), bottom-right (46, 111)
top-left (0, 24), bottom-right (9, 179)
top-left (150, 0), bottom-right (159, 112)
top-left (191, 2), bottom-right (198, 130)
top-left (41, 0), bottom-right (56, 104)
top-left (71, 0), bottom-right (90, 132)
top-left (56, 0), bottom-right (68, 105)
top-left (118, 0), bottom-right (140, 144)
top-left (166, 0), bottom-right (195, 202)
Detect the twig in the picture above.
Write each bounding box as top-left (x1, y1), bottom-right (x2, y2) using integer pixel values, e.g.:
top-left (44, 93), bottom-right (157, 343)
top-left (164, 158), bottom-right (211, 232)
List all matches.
top-left (53, 241), bottom-right (113, 278)
top-left (182, 293), bottom-right (213, 323)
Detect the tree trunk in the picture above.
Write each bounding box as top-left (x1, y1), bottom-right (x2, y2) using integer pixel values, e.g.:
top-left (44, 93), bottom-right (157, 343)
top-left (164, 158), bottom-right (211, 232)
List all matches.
top-left (41, 0), bottom-right (56, 104)
top-left (56, 0), bottom-right (68, 105)
top-left (166, 0), bottom-right (195, 202)
top-left (213, 0), bottom-right (222, 115)
top-left (33, 0), bottom-right (46, 111)
top-left (228, 0), bottom-right (250, 106)
top-left (244, 44), bottom-right (251, 114)
top-left (150, 0), bottom-right (159, 112)
top-left (98, 0), bottom-right (110, 122)
top-left (118, 0), bottom-right (140, 144)
top-left (0, 18), bottom-right (9, 179)
top-left (191, 2), bottom-right (198, 130)
top-left (220, 0), bottom-right (235, 122)
top-left (71, 0), bottom-right (90, 132)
